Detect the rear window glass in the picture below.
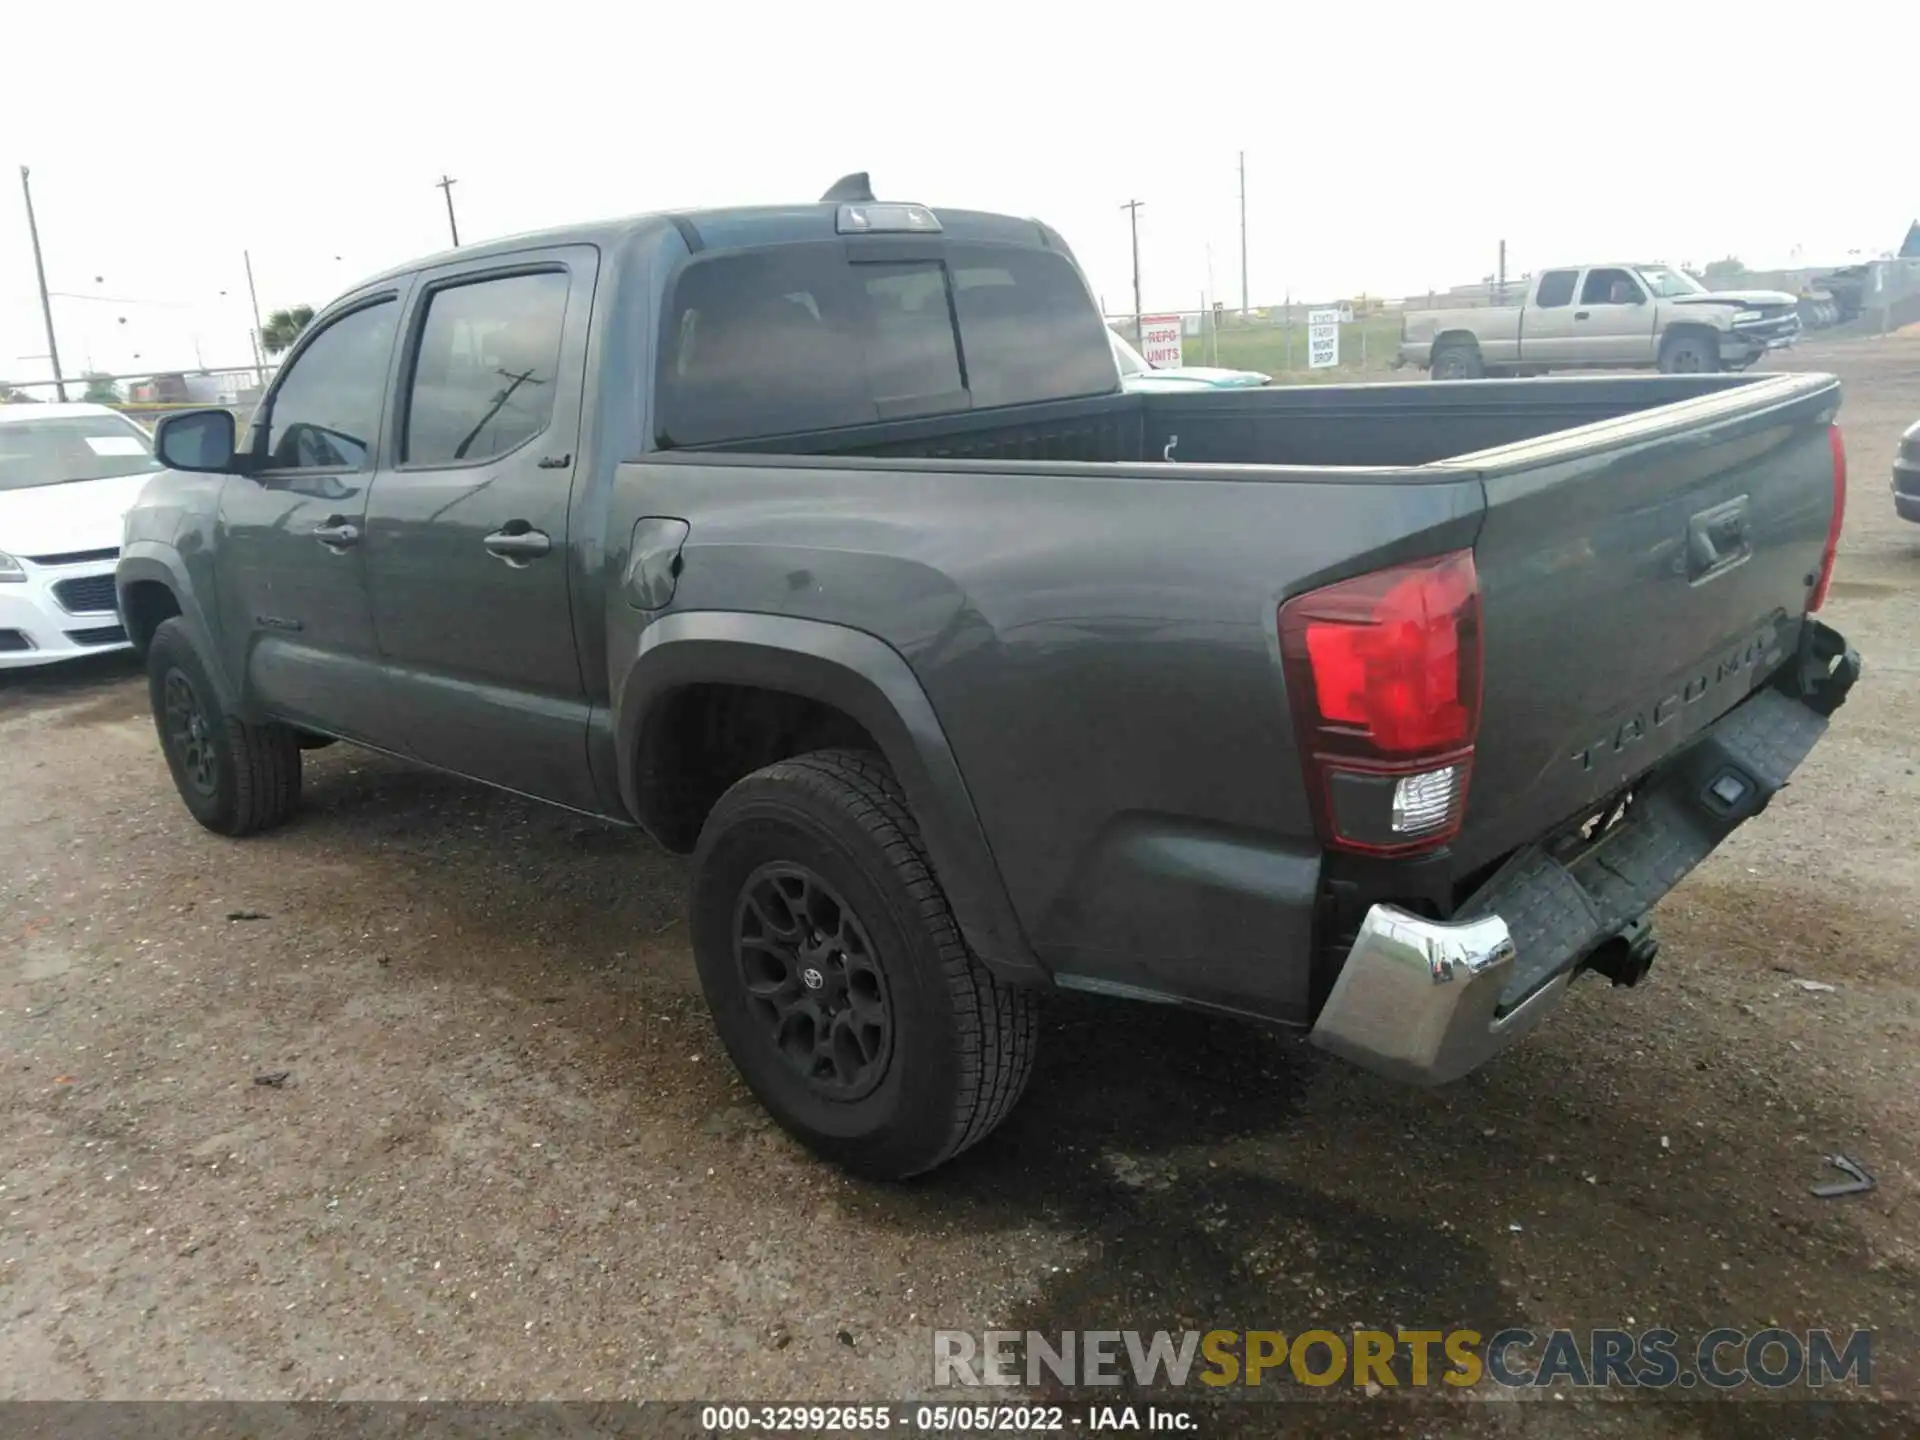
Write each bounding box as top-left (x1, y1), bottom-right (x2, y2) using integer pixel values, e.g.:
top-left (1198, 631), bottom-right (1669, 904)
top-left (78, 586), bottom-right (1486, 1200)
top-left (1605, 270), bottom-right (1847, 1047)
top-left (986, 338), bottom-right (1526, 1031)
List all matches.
top-left (948, 246), bottom-right (1116, 409)
top-left (657, 241), bottom-right (1114, 447)
top-left (0, 413), bottom-right (159, 491)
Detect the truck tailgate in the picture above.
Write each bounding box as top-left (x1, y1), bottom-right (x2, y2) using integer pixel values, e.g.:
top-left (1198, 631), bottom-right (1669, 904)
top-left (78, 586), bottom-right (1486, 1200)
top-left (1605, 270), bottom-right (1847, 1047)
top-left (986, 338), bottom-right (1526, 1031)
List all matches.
top-left (1441, 372), bottom-right (1843, 872)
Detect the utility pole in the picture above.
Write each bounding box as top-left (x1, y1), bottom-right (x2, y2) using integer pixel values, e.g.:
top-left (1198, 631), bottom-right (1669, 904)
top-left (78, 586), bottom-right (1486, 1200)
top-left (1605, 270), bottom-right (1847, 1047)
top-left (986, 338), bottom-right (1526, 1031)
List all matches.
top-left (1497, 239), bottom-right (1507, 304)
top-left (437, 174), bottom-right (461, 247)
top-left (18, 166), bottom-right (67, 402)
top-left (1120, 199), bottom-right (1144, 337)
top-left (243, 249), bottom-right (267, 385)
top-left (1238, 151), bottom-right (1249, 316)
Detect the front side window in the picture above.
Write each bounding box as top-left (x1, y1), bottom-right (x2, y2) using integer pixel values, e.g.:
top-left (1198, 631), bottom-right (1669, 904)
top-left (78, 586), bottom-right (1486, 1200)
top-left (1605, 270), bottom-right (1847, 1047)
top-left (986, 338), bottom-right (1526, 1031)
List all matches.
top-left (0, 412), bottom-right (159, 492)
top-left (1581, 268), bottom-right (1645, 306)
top-left (1534, 270), bottom-right (1578, 308)
top-left (258, 299), bottom-right (399, 471)
top-left (405, 271), bottom-right (570, 465)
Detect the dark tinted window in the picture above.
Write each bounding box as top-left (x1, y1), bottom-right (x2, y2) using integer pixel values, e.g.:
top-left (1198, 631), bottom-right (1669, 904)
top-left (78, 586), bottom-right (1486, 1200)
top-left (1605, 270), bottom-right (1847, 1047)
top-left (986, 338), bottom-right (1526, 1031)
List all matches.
top-left (1534, 270), bottom-right (1578, 309)
top-left (259, 300), bottom-right (398, 471)
top-left (657, 241), bottom-right (1115, 447)
top-left (661, 246), bottom-right (964, 446)
top-left (405, 271), bottom-right (570, 465)
top-left (859, 262), bottom-right (965, 406)
top-left (949, 245), bottom-right (1116, 409)
top-left (1580, 267), bottom-right (1644, 305)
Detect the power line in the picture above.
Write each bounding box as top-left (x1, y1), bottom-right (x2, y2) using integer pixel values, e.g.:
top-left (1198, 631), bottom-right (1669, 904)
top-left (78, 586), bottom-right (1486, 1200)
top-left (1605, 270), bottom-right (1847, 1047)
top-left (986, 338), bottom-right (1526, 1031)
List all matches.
top-left (48, 292), bottom-right (201, 308)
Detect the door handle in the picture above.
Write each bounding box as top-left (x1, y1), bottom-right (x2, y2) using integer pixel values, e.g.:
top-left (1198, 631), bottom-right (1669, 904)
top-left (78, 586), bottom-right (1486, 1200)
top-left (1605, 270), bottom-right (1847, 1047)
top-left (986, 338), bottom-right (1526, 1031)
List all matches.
top-left (1574, 310), bottom-right (1591, 320)
top-left (312, 517), bottom-right (360, 549)
top-left (483, 523), bottom-right (552, 566)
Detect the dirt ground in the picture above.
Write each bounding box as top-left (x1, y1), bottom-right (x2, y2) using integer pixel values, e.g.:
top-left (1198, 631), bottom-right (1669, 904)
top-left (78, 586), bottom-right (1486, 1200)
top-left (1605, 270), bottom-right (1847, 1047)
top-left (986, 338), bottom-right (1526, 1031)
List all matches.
top-left (3, 339), bottom-right (1916, 1433)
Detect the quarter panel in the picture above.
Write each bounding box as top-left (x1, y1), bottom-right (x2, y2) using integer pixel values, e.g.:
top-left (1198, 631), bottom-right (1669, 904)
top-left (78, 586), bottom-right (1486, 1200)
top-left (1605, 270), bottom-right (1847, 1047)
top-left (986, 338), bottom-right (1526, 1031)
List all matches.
top-left (611, 455), bottom-right (1483, 1015)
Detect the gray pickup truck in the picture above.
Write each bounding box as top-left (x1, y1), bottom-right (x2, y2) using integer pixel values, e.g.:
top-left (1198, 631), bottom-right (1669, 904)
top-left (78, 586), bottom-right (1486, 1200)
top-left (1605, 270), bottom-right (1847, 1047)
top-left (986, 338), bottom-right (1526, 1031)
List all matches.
top-left (117, 177), bottom-right (1859, 1178)
top-left (1401, 264), bottom-right (1803, 379)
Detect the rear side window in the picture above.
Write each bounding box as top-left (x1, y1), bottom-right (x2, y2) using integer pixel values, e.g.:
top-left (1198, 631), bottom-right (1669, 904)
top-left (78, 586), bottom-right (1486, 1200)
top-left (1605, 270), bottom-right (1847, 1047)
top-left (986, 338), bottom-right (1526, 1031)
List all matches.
top-left (405, 271), bottom-right (570, 465)
top-left (657, 241), bottom-right (1114, 447)
top-left (1534, 270), bottom-right (1578, 308)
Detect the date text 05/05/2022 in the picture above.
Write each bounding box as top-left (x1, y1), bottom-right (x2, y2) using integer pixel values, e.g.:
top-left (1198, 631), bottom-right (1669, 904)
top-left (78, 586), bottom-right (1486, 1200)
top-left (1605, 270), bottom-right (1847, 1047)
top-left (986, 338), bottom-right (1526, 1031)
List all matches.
top-left (697, 1404), bottom-right (1192, 1433)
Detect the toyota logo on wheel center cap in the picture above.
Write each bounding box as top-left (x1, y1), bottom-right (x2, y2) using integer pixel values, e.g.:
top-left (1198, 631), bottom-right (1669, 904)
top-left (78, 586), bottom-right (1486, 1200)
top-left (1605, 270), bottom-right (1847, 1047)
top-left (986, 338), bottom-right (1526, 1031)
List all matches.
top-left (801, 967), bottom-right (825, 990)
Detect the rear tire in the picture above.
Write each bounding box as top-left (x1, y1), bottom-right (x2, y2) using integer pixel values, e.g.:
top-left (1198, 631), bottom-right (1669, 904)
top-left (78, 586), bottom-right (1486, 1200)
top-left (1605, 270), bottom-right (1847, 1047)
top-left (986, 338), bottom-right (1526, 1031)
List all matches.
top-left (690, 749), bottom-right (1038, 1179)
top-left (1430, 342), bottom-right (1484, 380)
top-left (146, 617), bottom-right (302, 836)
top-left (1658, 332), bottom-right (1719, 374)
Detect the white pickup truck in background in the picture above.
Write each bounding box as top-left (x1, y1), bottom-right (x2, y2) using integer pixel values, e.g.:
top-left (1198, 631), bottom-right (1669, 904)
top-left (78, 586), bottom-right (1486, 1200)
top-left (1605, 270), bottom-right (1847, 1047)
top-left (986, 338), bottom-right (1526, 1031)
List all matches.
top-left (1399, 263), bottom-right (1802, 379)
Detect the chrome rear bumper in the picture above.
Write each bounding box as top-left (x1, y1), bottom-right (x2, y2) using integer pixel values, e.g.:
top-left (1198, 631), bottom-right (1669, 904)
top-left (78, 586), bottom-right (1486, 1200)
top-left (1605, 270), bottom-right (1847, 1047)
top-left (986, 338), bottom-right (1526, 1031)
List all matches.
top-left (1308, 906), bottom-right (1568, 1085)
top-left (1309, 626), bottom-right (1857, 1086)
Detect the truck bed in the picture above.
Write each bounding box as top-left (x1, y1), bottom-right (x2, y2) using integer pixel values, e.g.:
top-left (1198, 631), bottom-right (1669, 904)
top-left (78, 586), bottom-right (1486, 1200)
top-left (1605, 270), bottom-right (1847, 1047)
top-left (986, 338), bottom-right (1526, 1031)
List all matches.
top-left (632, 369), bottom-right (1842, 1023)
top-left (691, 373), bottom-right (1767, 469)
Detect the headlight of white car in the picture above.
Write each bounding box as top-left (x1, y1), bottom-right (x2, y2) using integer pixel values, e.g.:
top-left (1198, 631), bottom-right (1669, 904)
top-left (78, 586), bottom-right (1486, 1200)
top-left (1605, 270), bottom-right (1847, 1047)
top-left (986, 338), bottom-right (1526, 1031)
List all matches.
top-left (0, 550), bottom-right (26, 583)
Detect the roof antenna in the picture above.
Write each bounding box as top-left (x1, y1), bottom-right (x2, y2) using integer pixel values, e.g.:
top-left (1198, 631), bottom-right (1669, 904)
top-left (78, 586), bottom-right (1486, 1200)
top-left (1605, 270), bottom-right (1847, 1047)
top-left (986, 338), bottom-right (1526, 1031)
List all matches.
top-left (820, 172), bottom-right (875, 204)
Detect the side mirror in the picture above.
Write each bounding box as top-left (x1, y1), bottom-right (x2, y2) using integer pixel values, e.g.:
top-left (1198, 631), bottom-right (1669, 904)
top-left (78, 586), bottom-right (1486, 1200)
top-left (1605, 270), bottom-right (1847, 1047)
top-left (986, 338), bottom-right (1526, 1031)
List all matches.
top-left (153, 408), bottom-right (238, 473)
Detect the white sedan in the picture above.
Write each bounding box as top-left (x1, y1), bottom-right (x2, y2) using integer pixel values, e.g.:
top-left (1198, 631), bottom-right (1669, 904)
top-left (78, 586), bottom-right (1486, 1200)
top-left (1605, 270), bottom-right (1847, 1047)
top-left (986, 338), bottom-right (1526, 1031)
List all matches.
top-left (0, 402), bottom-right (163, 669)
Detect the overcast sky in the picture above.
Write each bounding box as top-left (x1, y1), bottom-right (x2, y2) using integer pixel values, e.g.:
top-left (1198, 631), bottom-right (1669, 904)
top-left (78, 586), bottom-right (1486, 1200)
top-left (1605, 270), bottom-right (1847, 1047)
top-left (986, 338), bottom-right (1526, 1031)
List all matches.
top-left (2, 0), bottom-right (1910, 385)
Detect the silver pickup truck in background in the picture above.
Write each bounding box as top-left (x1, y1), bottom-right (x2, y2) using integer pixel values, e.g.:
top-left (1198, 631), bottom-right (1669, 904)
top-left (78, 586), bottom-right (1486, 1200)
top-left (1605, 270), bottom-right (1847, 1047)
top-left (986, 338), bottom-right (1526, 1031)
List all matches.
top-left (1400, 264), bottom-right (1802, 379)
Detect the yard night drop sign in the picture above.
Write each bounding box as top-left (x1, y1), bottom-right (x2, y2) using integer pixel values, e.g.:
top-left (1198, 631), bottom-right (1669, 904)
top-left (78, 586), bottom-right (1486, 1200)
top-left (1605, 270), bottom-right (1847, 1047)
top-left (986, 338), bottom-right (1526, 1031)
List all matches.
top-left (1308, 308), bottom-right (1340, 370)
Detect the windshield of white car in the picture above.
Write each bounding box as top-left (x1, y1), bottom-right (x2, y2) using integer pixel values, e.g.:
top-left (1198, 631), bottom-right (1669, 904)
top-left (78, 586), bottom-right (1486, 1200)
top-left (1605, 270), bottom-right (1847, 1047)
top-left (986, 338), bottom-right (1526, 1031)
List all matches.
top-left (1638, 267), bottom-right (1707, 298)
top-left (1109, 329), bottom-right (1150, 375)
top-left (0, 414), bottom-right (161, 491)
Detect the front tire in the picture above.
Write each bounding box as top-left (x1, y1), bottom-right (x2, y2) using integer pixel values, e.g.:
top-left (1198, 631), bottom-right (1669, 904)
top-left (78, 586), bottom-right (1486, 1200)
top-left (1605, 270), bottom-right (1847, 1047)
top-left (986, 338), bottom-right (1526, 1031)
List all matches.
top-left (690, 749), bottom-right (1038, 1179)
top-left (1659, 332), bottom-right (1719, 374)
top-left (146, 617), bottom-right (302, 836)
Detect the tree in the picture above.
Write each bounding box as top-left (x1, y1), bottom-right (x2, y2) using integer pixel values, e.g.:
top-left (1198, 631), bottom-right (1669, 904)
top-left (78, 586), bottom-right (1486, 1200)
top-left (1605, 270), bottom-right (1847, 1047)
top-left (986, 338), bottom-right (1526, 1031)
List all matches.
top-left (81, 372), bottom-right (122, 404)
top-left (261, 304), bottom-right (315, 357)
top-left (1700, 256), bottom-right (1747, 283)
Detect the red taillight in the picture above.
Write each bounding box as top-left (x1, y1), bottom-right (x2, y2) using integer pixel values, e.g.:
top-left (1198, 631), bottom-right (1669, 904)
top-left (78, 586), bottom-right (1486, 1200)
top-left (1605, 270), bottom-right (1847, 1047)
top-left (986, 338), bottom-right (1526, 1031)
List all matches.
top-left (1278, 550), bottom-right (1483, 855)
top-left (1809, 423), bottom-right (1846, 612)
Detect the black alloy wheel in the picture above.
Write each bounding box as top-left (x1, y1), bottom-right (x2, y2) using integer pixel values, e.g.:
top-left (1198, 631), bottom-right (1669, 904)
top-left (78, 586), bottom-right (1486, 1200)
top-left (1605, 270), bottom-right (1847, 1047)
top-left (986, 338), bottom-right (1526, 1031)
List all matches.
top-left (161, 667), bottom-right (219, 800)
top-left (735, 863), bottom-right (894, 1100)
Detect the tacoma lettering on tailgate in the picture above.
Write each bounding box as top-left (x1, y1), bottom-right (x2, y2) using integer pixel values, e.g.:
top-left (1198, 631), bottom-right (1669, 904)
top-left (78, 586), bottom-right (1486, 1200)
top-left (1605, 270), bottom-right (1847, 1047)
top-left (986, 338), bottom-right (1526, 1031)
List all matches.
top-left (1570, 629), bottom-right (1780, 775)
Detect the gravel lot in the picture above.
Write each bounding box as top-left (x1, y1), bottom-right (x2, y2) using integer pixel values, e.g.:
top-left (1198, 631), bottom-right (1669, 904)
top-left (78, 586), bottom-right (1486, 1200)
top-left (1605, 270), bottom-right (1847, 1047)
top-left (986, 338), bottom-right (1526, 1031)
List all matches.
top-left (3, 340), bottom-right (1916, 1430)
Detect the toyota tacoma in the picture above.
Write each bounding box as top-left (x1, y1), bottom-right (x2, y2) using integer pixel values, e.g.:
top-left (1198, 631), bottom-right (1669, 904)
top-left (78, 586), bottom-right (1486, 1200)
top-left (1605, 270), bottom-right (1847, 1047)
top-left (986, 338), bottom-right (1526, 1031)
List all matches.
top-left (117, 176), bottom-right (1859, 1178)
